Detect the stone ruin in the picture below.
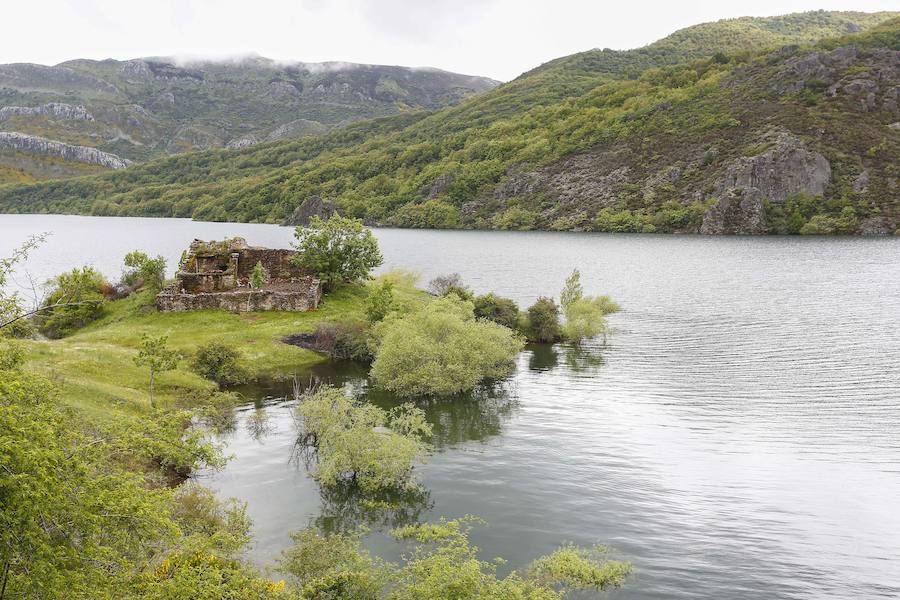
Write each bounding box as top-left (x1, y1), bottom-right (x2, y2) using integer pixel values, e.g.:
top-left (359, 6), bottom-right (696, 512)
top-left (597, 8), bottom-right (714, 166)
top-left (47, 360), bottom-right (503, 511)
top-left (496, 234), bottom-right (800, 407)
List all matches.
top-left (155, 238), bottom-right (322, 312)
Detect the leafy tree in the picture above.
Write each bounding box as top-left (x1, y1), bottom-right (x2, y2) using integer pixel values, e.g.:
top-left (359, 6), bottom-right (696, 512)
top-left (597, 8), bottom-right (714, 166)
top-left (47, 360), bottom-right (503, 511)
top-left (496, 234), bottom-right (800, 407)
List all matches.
top-left (0, 357), bottom-right (175, 598)
top-left (295, 385), bottom-right (431, 493)
top-left (473, 293), bottom-right (520, 330)
top-left (249, 260), bottom-right (268, 290)
top-left (134, 334), bottom-right (180, 407)
top-left (122, 250), bottom-right (167, 293)
top-left (292, 215), bottom-right (383, 291)
top-left (365, 280), bottom-right (395, 323)
top-left (525, 297), bottom-right (563, 343)
top-left (37, 266), bottom-right (107, 338)
top-left (559, 269), bottom-right (584, 310)
top-left (371, 296), bottom-right (524, 397)
top-left (190, 341), bottom-right (248, 386)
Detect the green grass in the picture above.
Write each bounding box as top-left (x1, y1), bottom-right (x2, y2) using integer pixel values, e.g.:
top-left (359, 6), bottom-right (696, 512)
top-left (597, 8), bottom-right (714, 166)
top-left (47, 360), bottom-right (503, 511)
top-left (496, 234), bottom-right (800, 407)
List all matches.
top-left (22, 277), bottom-right (426, 422)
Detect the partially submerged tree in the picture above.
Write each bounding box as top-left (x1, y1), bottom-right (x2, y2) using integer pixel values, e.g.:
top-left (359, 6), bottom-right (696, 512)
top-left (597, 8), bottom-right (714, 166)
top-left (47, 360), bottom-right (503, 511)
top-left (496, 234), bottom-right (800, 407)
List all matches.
top-left (473, 293), bottom-right (520, 330)
top-left (559, 269), bottom-right (621, 344)
top-left (525, 297), bottom-right (563, 343)
top-left (294, 385), bottom-right (431, 493)
top-left (281, 517), bottom-right (632, 599)
top-left (371, 296), bottom-right (524, 397)
top-left (134, 334), bottom-right (180, 407)
top-left (292, 215), bottom-right (383, 291)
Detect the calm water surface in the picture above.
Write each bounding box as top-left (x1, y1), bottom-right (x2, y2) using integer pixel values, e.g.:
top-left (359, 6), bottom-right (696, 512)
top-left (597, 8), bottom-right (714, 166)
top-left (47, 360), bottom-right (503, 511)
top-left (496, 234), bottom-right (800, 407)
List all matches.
top-left (2, 214), bottom-right (899, 599)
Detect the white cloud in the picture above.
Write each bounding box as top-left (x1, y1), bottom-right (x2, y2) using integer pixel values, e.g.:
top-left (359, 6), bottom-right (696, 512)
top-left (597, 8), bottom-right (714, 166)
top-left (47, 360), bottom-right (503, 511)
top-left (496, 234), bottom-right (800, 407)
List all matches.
top-left (2, 0), bottom-right (897, 80)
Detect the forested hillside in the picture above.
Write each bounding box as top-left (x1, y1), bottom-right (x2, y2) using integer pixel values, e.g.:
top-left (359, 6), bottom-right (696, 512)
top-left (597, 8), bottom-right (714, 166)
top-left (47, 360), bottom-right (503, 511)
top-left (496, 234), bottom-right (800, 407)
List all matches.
top-left (1, 11), bottom-right (897, 235)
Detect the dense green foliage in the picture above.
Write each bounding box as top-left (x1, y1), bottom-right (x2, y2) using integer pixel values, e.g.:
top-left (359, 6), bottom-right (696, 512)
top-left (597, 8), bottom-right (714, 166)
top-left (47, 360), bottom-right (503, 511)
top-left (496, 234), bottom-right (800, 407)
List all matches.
top-left (37, 266), bottom-right (107, 338)
top-left (0, 338), bottom-right (281, 599)
top-left (190, 341), bottom-right (249, 386)
top-left (295, 385), bottom-right (432, 493)
top-left (473, 293), bottom-right (520, 330)
top-left (365, 280), bottom-right (397, 323)
top-left (525, 297), bottom-right (563, 343)
top-left (122, 251), bottom-right (167, 293)
top-left (281, 518), bottom-right (631, 599)
top-left (0, 12), bottom-right (896, 235)
top-left (371, 296), bottom-right (525, 397)
top-left (292, 215), bottom-right (384, 290)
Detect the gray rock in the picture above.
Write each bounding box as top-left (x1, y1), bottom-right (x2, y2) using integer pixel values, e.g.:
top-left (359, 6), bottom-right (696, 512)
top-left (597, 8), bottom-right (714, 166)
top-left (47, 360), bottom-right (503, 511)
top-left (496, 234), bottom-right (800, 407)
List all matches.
top-left (282, 196), bottom-right (337, 226)
top-left (0, 131), bottom-right (130, 169)
top-left (0, 102), bottom-right (93, 121)
top-left (853, 170), bottom-right (870, 195)
top-left (701, 131), bottom-right (831, 234)
top-left (859, 216), bottom-right (894, 236)
top-left (420, 174), bottom-right (455, 199)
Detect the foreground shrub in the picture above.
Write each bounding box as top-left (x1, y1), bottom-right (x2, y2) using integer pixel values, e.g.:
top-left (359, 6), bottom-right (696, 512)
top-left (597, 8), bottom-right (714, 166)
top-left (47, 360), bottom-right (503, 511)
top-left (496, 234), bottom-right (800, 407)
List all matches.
top-left (190, 341), bottom-right (249, 386)
top-left (37, 266), bottom-right (107, 338)
top-left (525, 297), bottom-right (563, 343)
top-left (474, 293), bottom-right (520, 330)
top-left (371, 297), bottom-right (524, 397)
top-left (294, 385), bottom-right (432, 492)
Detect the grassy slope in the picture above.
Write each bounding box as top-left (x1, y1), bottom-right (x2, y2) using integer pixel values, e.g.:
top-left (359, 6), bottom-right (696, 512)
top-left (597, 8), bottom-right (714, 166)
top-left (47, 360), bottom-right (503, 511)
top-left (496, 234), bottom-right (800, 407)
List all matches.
top-left (0, 11), bottom-right (896, 230)
top-left (23, 279), bottom-right (425, 424)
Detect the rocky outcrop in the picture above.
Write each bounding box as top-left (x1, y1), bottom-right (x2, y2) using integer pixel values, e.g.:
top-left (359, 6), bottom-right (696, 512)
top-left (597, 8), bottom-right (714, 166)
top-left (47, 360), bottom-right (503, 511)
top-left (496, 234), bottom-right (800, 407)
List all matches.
top-left (701, 132), bottom-right (831, 234)
top-left (0, 103), bottom-right (93, 121)
top-left (0, 132), bottom-right (130, 169)
top-left (282, 196), bottom-right (338, 226)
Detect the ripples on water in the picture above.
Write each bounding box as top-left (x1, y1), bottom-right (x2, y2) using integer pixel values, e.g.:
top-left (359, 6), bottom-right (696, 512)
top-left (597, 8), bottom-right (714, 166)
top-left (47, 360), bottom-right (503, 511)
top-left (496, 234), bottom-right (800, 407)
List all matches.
top-left (2, 215), bottom-right (899, 599)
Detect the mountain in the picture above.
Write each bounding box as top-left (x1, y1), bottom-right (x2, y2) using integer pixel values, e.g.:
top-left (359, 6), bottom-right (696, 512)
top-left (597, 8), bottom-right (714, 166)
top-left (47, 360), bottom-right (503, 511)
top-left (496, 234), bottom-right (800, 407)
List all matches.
top-left (0, 56), bottom-right (498, 181)
top-left (1, 11), bottom-right (897, 235)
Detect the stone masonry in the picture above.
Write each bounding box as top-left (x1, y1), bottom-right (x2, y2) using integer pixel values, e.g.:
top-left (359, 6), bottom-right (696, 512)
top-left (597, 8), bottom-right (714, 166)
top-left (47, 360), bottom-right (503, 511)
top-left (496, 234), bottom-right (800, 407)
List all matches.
top-left (155, 238), bottom-right (321, 312)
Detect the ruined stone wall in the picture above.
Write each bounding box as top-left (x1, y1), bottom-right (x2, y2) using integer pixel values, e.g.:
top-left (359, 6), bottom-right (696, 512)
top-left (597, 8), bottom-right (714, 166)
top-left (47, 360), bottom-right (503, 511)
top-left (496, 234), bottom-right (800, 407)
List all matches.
top-left (156, 277), bottom-right (321, 313)
top-left (235, 249), bottom-right (302, 281)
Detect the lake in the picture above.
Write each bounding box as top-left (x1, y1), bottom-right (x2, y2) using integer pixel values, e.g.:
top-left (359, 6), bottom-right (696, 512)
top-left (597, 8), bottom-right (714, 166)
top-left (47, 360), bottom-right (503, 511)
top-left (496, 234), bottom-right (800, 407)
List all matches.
top-left (3, 214), bottom-right (900, 599)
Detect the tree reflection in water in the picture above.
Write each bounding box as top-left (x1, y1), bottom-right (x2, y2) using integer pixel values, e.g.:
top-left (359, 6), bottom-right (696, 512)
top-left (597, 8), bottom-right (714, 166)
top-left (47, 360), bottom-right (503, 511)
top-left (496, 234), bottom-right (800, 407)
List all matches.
top-left (527, 341), bottom-right (606, 376)
top-left (313, 482), bottom-right (434, 535)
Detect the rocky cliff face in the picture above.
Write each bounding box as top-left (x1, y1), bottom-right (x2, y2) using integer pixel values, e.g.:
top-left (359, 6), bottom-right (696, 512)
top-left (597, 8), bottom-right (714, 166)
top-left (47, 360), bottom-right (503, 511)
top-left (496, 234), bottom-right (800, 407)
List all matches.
top-left (0, 132), bottom-right (130, 169)
top-left (0, 103), bottom-right (94, 121)
top-left (700, 132), bottom-right (832, 234)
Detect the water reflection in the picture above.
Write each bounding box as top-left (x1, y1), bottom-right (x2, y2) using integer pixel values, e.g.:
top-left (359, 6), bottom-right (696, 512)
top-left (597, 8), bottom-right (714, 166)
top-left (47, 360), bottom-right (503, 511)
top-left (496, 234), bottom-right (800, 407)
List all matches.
top-left (314, 483), bottom-right (433, 535)
top-left (526, 342), bottom-right (606, 375)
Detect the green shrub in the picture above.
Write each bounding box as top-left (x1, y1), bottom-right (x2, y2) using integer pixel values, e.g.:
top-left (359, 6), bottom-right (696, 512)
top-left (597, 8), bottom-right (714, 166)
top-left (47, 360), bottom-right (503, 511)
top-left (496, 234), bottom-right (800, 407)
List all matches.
top-left (190, 342), bottom-right (249, 386)
top-left (122, 251), bottom-right (167, 293)
top-left (473, 293), bottom-right (520, 330)
top-left (38, 266), bottom-right (107, 339)
top-left (493, 206), bottom-right (538, 230)
top-left (371, 296), bottom-right (524, 397)
top-left (525, 297), bottom-right (562, 343)
top-left (394, 200), bottom-right (461, 229)
top-left (365, 280), bottom-right (396, 323)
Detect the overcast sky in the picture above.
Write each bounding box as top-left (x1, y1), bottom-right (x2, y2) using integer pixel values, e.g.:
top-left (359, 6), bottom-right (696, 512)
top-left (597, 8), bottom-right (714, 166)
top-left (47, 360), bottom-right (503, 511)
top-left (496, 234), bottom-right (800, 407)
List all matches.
top-left (4, 0), bottom-right (897, 81)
